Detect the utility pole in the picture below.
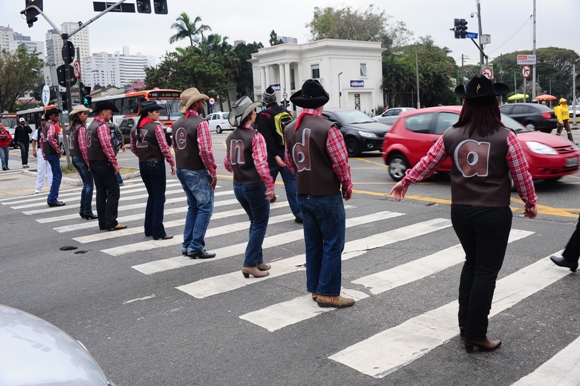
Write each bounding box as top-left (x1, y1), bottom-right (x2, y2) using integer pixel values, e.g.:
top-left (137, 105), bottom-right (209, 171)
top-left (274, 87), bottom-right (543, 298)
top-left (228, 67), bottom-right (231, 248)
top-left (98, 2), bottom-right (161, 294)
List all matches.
top-left (532, 0), bottom-right (537, 100)
top-left (461, 54), bottom-right (466, 87)
top-left (415, 44), bottom-right (420, 109)
top-left (476, 0), bottom-right (484, 66)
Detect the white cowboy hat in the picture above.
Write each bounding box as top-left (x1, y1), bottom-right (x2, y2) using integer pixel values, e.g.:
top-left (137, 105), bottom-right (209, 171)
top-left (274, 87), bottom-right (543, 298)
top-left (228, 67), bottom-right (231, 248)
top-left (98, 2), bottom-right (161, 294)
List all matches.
top-left (178, 87), bottom-right (210, 114)
top-left (69, 104), bottom-right (93, 116)
top-left (228, 96), bottom-right (262, 127)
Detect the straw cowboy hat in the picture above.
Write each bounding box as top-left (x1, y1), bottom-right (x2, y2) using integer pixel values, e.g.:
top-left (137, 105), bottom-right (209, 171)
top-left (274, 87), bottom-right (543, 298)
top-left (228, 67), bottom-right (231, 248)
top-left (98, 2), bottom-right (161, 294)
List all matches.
top-left (454, 74), bottom-right (509, 100)
top-left (228, 96), bottom-right (262, 127)
top-left (179, 87), bottom-right (209, 114)
top-left (69, 104), bottom-right (93, 116)
top-left (290, 79), bottom-right (330, 108)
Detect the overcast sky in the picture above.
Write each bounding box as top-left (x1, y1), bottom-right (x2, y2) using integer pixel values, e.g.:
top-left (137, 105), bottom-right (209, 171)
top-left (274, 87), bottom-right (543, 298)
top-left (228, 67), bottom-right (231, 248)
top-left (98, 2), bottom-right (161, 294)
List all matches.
top-left (1, 0), bottom-right (579, 66)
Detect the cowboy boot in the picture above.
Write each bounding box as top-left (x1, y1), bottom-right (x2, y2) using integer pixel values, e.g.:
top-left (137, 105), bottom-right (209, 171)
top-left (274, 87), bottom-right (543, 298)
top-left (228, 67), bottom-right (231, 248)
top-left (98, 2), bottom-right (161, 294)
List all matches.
top-left (242, 266), bottom-right (269, 278)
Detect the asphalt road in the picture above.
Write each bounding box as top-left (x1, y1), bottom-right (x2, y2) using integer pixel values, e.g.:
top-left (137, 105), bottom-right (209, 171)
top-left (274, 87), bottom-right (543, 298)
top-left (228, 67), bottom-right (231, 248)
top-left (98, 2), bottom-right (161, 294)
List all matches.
top-left (2, 136), bottom-right (580, 386)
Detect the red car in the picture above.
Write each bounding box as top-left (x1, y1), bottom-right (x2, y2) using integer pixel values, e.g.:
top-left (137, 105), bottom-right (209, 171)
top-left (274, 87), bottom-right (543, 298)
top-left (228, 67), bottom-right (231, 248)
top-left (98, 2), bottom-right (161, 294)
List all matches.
top-left (382, 106), bottom-right (580, 182)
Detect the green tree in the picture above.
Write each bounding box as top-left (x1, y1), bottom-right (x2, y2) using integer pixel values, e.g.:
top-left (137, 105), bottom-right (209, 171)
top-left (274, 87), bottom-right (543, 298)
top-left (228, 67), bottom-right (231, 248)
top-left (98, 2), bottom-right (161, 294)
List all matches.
top-left (233, 42), bottom-right (264, 99)
top-left (169, 12), bottom-right (211, 48)
top-left (269, 30), bottom-right (283, 46)
top-left (0, 45), bottom-right (44, 112)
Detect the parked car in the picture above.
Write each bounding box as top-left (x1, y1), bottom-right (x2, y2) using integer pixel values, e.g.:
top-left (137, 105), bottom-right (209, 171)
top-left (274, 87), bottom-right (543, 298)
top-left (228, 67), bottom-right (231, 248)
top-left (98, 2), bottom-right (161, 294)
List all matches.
top-left (499, 103), bottom-right (557, 133)
top-left (205, 112), bottom-right (234, 133)
top-left (322, 109), bottom-right (390, 156)
top-left (381, 106), bottom-right (580, 183)
top-left (0, 303), bottom-right (116, 385)
top-left (374, 107), bottom-right (416, 126)
top-left (118, 116), bottom-right (172, 146)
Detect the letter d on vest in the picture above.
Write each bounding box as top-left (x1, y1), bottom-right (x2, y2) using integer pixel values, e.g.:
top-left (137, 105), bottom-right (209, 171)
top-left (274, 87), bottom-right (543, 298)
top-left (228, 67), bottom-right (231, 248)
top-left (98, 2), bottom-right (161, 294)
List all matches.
top-left (292, 128), bottom-right (312, 172)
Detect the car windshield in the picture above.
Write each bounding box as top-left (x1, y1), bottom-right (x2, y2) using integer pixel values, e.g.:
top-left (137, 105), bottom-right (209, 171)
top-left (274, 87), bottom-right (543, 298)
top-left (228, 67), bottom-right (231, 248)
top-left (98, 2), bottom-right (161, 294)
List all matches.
top-left (500, 113), bottom-right (531, 133)
top-left (332, 110), bottom-right (375, 124)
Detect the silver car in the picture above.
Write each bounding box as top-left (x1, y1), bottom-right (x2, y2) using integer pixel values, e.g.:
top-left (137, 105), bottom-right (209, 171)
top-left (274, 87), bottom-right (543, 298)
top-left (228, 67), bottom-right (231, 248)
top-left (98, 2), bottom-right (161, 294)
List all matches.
top-left (374, 107), bottom-right (416, 126)
top-left (0, 303), bottom-right (115, 385)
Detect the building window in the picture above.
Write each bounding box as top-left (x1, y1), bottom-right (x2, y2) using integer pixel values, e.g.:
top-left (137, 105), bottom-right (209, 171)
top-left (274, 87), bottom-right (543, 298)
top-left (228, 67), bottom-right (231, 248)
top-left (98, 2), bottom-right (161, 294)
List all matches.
top-left (311, 64), bottom-right (320, 79)
top-left (360, 63), bottom-right (367, 77)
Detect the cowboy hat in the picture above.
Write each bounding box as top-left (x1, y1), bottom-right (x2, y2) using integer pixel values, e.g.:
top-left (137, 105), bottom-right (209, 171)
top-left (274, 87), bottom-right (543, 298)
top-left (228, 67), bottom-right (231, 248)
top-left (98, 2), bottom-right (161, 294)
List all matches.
top-left (93, 101), bottom-right (119, 114)
top-left (290, 79), bottom-right (330, 108)
top-left (45, 108), bottom-right (62, 118)
top-left (69, 104), bottom-right (93, 116)
top-left (454, 74), bottom-right (510, 100)
top-left (178, 87), bottom-right (209, 114)
top-left (140, 101), bottom-right (165, 116)
top-left (228, 96), bottom-right (262, 127)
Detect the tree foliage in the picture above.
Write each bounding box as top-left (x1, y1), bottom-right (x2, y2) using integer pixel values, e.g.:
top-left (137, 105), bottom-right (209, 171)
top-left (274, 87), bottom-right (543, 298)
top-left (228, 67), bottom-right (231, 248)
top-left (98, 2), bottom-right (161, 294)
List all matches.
top-left (169, 13), bottom-right (211, 47)
top-left (0, 45), bottom-right (44, 112)
top-left (269, 30), bottom-right (283, 46)
top-left (234, 42), bottom-right (263, 98)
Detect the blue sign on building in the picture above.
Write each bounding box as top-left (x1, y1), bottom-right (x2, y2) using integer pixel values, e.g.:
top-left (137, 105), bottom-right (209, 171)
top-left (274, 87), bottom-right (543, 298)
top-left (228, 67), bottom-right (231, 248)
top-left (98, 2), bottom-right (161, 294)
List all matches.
top-left (350, 80), bottom-right (364, 87)
top-left (270, 84), bottom-right (281, 91)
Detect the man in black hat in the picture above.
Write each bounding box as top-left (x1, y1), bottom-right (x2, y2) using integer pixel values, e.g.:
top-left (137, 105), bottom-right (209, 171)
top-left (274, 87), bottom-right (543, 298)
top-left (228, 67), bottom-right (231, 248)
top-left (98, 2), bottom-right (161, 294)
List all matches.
top-left (87, 101), bottom-right (126, 231)
top-left (39, 107), bottom-right (65, 206)
top-left (284, 79), bottom-right (355, 309)
top-left (256, 86), bottom-right (303, 223)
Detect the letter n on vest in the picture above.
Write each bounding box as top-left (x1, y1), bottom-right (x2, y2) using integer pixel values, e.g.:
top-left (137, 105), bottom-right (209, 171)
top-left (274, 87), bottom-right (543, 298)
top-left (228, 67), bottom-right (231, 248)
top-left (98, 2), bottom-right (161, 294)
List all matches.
top-left (454, 139), bottom-right (490, 177)
top-left (292, 128), bottom-right (312, 172)
top-left (230, 139), bottom-right (245, 165)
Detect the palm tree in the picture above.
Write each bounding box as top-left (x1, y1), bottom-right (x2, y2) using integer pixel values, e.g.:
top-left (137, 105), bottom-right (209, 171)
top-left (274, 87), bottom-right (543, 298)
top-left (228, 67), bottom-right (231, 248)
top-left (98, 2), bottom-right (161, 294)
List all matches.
top-left (169, 13), bottom-right (211, 48)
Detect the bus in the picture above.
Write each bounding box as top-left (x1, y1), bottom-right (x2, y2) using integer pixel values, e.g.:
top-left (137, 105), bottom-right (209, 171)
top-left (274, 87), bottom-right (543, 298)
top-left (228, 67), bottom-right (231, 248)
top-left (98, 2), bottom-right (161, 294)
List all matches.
top-left (0, 113), bottom-right (18, 129)
top-left (16, 105), bottom-right (67, 132)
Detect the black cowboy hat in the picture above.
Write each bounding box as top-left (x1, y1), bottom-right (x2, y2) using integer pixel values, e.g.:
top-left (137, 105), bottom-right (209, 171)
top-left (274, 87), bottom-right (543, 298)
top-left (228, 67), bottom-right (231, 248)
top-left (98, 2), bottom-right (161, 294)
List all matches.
top-left (45, 108), bottom-right (62, 117)
top-left (454, 74), bottom-right (510, 100)
top-left (140, 101), bottom-right (165, 116)
top-left (93, 101), bottom-right (119, 114)
top-left (290, 79), bottom-right (330, 108)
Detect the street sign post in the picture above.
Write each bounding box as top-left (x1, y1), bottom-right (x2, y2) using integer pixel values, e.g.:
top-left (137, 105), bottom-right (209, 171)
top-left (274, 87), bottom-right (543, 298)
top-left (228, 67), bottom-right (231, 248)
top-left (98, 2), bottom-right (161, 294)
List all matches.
top-left (282, 91), bottom-right (288, 99)
top-left (41, 85), bottom-right (50, 107)
top-left (466, 32), bottom-right (478, 39)
top-left (517, 55), bottom-right (536, 65)
top-left (73, 60), bottom-right (81, 79)
top-left (481, 67), bottom-right (493, 80)
top-left (522, 65), bottom-right (531, 78)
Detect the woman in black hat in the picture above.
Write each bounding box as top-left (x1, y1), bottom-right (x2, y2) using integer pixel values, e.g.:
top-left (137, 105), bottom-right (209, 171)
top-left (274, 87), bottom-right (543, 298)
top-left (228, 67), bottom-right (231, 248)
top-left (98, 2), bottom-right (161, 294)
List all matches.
top-left (130, 101), bottom-right (176, 240)
top-left (390, 75), bottom-right (538, 353)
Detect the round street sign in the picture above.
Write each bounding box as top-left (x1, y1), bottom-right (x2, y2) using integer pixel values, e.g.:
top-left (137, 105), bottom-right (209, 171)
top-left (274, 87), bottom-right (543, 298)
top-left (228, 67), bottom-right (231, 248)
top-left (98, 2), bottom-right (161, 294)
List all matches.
top-left (41, 85), bottom-right (50, 107)
top-left (481, 67), bottom-right (493, 80)
top-left (522, 65), bottom-right (531, 79)
top-left (209, 98), bottom-right (215, 105)
top-left (73, 60), bottom-right (81, 79)
top-left (282, 91), bottom-right (288, 99)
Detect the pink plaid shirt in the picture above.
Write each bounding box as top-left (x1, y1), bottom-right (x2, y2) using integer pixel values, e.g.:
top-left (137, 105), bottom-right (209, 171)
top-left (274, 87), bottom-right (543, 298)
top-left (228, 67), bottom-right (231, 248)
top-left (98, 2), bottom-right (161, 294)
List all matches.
top-left (186, 109), bottom-right (216, 178)
top-left (285, 109), bottom-right (353, 193)
top-left (40, 119), bottom-right (61, 157)
top-left (402, 131), bottom-right (537, 209)
top-left (93, 116), bottom-right (118, 168)
top-left (77, 125), bottom-right (89, 166)
top-left (224, 124), bottom-right (274, 192)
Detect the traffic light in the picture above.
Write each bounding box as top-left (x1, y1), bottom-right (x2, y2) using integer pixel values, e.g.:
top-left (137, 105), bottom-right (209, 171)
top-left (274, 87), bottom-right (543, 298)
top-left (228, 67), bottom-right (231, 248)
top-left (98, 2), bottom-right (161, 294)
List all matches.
top-left (454, 19), bottom-right (461, 39)
top-left (79, 83), bottom-right (92, 106)
top-left (153, 0), bottom-right (168, 14)
top-left (459, 19), bottom-right (468, 39)
top-left (60, 92), bottom-right (69, 111)
top-left (22, 0), bottom-right (43, 28)
top-left (137, 0), bottom-right (151, 13)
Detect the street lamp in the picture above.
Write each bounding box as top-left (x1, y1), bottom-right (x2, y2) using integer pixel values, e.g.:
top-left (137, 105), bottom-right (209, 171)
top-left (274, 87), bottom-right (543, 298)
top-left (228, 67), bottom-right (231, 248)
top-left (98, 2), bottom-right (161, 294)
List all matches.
top-left (573, 58), bottom-right (579, 126)
top-left (338, 72), bottom-right (343, 108)
top-left (414, 44), bottom-right (420, 109)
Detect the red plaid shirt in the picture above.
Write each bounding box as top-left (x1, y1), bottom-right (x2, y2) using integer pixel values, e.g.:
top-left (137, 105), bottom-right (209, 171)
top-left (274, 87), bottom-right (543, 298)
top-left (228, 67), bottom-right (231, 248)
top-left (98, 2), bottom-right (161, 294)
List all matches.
top-left (130, 118), bottom-right (175, 167)
top-left (401, 131), bottom-right (537, 209)
top-left (77, 125), bottom-right (89, 166)
top-left (93, 116), bottom-right (118, 168)
top-left (224, 124), bottom-right (274, 192)
top-left (186, 109), bottom-right (216, 178)
top-left (285, 109), bottom-right (353, 193)
top-left (40, 119), bottom-right (61, 157)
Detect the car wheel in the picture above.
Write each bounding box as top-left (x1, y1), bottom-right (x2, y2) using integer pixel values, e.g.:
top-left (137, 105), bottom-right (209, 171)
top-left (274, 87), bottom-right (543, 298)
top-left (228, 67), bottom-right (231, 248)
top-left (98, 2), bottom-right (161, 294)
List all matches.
top-left (525, 122), bottom-right (536, 131)
top-left (216, 126), bottom-right (222, 134)
top-left (387, 154), bottom-right (409, 181)
top-left (545, 176), bottom-right (562, 182)
top-left (346, 138), bottom-right (360, 157)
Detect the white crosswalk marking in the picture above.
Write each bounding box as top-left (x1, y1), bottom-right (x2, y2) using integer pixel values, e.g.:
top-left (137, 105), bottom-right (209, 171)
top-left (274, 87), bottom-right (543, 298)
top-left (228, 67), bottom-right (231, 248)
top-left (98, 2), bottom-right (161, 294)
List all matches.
top-left (328, 255), bottom-right (570, 379)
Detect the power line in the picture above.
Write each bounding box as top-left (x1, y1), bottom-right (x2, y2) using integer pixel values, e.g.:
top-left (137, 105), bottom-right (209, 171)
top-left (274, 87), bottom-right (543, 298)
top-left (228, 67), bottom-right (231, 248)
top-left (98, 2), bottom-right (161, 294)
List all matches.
top-left (488, 15), bottom-right (532, 55)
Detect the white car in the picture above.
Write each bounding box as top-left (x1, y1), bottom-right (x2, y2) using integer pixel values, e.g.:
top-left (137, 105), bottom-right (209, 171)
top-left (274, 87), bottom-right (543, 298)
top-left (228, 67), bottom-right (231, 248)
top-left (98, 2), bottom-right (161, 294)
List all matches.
top-left (205, 112), bottom-right (234, 133)
top-left (374, 107), bottom-right (416, 126)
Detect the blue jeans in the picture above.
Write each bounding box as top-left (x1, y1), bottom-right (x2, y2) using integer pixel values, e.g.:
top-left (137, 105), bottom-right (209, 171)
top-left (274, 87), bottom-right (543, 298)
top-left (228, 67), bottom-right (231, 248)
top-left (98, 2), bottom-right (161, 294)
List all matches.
top-left (72, 156), bottom-right (94, 214)
top-left (452, 204), bottom-right (512, 341)
top-left (0, 146), bottom-right (8, 168)
top-left (177, 168), bottom-right (214, 254)
top-left (268, 149), bottom-right (301, 217)
top-left (46, 153), bottom-right (62, 203)
top-left (140, 161), bottom-right (167, 239)
top-left (298, 193), bottom-right (346, 296)
top-left (233, 182), bottom-right (270, 267)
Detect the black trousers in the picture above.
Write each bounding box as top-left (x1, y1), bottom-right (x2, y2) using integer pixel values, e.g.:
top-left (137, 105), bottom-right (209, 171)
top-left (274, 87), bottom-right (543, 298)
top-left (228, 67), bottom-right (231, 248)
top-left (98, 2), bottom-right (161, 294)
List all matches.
top-left (562, 214), bottom-right (580, 263)
top-left (18, 141), bottom-right (29, 165)
top-left (451, 204), bottom-right (512, 341)
top-left (90, 160), bottom-right (120, 230)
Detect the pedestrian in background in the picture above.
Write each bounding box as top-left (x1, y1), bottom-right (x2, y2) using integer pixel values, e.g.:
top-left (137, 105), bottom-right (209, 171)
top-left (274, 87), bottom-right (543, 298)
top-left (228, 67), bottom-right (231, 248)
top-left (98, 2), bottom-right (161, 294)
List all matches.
top-left (555, 98), bottom-right (573, 142)
top-left (224, 96), bottom-right (275, 278)
top-left (31, 115), bottom-right (53, 193)
top-left (284, 79), bottom-right (354, 308)
top-left (0, 122), bottom-right (12, 171)
top-left (173, 88), bottom-right (217, 259)
top-left (390, 74), bottom-right (538, 353)
top-left (39, 108), bottom-right (65, 207)
top-left (255, 86), bottom-right (302, 223)
top-left (109, 118), bottom-right (125, 186)
top-left (87, 102), bottom-right (126, 231)
top-left (68, 104), bottom-right (97, 220)
top-left (15, 117), bottom-right (32, 168)
top-left (130, 101), bottom-right (176, 240)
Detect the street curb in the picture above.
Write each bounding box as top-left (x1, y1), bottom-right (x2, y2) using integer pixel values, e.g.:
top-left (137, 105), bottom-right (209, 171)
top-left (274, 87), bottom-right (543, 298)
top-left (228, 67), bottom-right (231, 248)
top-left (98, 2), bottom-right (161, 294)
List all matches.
top-left (21, 170), bottom-right (141, 186)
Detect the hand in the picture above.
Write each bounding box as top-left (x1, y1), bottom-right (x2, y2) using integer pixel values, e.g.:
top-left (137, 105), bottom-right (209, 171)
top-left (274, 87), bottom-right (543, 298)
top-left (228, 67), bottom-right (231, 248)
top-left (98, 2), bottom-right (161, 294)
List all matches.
top-left (524, 205), bottom-right (538, 219)
top-left (275, 155), bottom-right (286, 167)
top-left (170, 165), bottom-right (176, 175)
top-left (390, 181), bottom-right (409, 201)
top-left (265, 190), bottom-right (275, 200)
top-left (114, 164), bottom-right (120, 175)
top-left (342, 188), bottom-right (352, 201)
top-left (210, 176), bottom-right (217, 190)
top-left (32, 149), bottom-right (37, 158)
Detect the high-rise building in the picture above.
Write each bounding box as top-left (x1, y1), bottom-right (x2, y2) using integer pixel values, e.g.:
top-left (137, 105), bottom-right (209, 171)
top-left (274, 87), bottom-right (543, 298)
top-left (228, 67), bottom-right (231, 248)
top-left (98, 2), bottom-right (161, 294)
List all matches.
top-left (82, 47), bottom-right (155, 88)
top-left (0, 26), bottom-right (15, 53)
top-left (0, 26), bottom-right (44, 60)
top-left (45, 23), bottom-right (90, 67)
top-left (280, 36), bottom-right (298, 44)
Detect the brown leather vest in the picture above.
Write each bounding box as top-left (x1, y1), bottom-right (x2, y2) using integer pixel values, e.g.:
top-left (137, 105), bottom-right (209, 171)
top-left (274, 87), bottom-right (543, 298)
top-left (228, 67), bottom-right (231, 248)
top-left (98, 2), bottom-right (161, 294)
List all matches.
top-left (130, 121), bottom-right (164, 163)
top-left (87, 120), bottom-right (111, 162)
top-left (172, 115), bottom-right (206, 170)
top-left (69, 123), bottom-right (83, 158)
top-left (443, 125), bottom-right (511, 206)
top-left (284, 115), bottom-right (341, 196)
top-left (225, 127), bottom-right (262, 184)
top-left (42, 121), bottom-right (58, 155)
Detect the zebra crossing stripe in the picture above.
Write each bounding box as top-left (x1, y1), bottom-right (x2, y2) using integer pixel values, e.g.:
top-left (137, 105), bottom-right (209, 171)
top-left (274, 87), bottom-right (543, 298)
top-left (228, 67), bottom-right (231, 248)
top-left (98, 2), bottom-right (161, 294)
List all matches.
top-left (132, 211), bottom-right (394, 275)
top-left (352, 229), bottom-right (534, 294)
top-left (511, 335), bottom-right (580, 385)
top-left (176, 216), bottom-right (450, 299)
top-left (328, 254), bottom-right (570, 379)
top-left (239, 289), bottom-right (370, 332)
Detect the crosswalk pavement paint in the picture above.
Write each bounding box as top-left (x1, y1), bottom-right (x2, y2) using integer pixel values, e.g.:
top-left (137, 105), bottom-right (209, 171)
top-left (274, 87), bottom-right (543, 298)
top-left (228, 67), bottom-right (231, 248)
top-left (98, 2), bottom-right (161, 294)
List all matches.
top-left (328, 254), bottom-right (570, 379)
